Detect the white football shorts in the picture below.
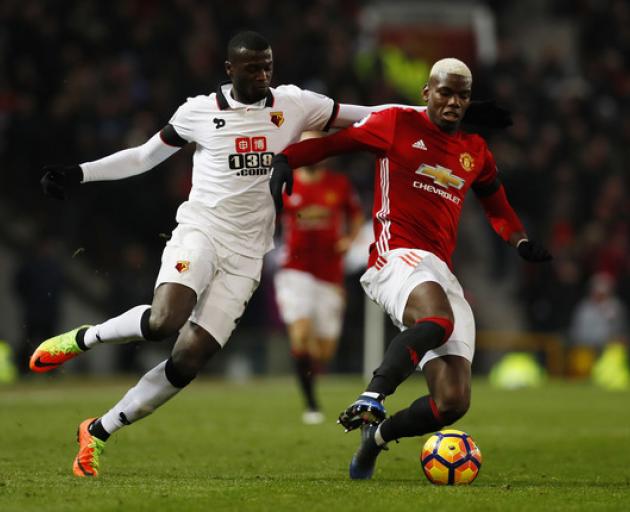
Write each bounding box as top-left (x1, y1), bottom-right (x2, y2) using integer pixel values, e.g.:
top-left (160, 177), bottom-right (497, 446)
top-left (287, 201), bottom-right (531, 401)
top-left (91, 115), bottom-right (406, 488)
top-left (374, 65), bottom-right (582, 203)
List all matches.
top-left (360, 248), bottom-right (475, 369)
top-left (156, 224), bottom-right (262, 346)
top-left (274, 269), bottom-right (345, 340)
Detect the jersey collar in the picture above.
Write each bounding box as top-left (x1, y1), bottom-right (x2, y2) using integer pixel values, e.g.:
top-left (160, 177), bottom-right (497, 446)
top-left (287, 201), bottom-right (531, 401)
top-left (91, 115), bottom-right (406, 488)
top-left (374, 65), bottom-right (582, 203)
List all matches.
top-left (216, 82), bottom-right (274, 110)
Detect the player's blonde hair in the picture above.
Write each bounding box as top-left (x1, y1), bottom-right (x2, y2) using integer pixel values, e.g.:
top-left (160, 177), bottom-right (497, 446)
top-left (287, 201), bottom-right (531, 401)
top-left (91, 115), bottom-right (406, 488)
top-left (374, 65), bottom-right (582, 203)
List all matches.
top-left (429, 58), bottom-right (472, 81)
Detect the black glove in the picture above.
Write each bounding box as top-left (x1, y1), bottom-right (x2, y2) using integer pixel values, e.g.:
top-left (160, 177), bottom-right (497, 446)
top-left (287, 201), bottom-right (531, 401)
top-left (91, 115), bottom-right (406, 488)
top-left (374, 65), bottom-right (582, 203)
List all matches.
top-left (463, 100), bottom-right (513, 129)
top-left (41, 164), bottom-right (83, 200)
top-left (517, 240), bottom-right (552, 262)
top-left (269, 154), bottom-right (293, 212)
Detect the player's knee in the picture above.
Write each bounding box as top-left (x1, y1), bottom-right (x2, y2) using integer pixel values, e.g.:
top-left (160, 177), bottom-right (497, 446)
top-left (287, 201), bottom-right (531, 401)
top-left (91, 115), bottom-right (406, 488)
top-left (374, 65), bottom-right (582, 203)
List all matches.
top-left (413, 315), bottom-right (454, 349)
top-left (171, 329), bottom-right (221, 380)
top-left (147, 308), bottom-right (187, 340)
top-left (164, 356), bottom-right (198, 388)
top-left (317, 344), bottom-right (337, 364)
top-left (168, 355), bottom-right (200, 384)
top-left (434, 390), bottom-right (470, 425)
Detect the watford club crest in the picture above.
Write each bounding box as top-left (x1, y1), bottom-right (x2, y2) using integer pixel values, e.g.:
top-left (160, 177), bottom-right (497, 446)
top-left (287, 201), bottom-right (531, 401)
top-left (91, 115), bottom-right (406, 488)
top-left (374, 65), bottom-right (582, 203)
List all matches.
top-left (270, 111), bottom-right (284, 127)
top-left (175, 260), bottom-right (190, 273)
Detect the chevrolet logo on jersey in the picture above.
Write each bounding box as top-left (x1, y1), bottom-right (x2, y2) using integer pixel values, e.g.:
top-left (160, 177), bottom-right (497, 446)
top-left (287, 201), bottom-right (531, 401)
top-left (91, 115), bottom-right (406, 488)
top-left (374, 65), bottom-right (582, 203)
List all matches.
top-left (416, 164), bottom-right (465, 189)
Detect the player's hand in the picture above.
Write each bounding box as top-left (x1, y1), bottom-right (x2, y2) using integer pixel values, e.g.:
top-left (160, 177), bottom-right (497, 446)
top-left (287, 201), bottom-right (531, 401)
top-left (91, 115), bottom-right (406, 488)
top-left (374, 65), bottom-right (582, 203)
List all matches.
top-left (517, 239), bottom-right (552, 262)
top-left (463, 100), bottom-right (513, 129)
top-left (337, 394), bottom-right (387, 432)
top-left (269, 154), bottom-right (293, 212)
top-left (41, 164), bottom-right (83, 200)
top-left (334, 236), bottom-right (352, 254)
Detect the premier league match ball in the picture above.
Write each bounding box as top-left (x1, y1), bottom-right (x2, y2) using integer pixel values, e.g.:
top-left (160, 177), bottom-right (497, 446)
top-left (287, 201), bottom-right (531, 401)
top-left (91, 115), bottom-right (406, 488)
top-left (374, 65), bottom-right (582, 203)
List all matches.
top-left (420, 429), bottom-right (482, 485)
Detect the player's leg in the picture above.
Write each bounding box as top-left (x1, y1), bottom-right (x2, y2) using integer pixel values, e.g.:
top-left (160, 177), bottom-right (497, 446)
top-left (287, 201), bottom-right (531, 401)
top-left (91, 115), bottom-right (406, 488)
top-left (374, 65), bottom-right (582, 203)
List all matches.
top-left (295, 335), bottom-right (338, 425)
top-left (312, 280), bottom-right (344, 367)
top-left (350, 264), bottom-right (475, 479)
top-left (378, 355), bottom-right (470, 442)
top-left (287, 317), bottom-right (321, 419)
top-left (87, 282), bottom-right (197, 344)
top-left (366, 281), bottom-right (454, 396)
top-left (274, 269), bottom-right (321, 420)
top-left (313, 335), bottom-right (338, 366)
top-left (29, 283), bottom-right (196, 373)
top-left (74, 256), bottom-right (261, 476)
top-left (73, 321), bottom-right (221, 477)
top-left (346, 281), bottom-right (452, 478)
top-left (340, 281), bottom-right (453, 430)
top-left (349, 356), bottom-right (470, 481)
top-left (29, 224), bottom-right (212, 373)
top-left (302, 282), bottom-right (344, 424)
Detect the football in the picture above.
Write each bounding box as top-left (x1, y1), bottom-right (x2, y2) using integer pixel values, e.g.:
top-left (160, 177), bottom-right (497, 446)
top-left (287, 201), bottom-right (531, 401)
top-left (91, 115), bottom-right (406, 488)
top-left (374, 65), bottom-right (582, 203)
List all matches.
top-left (420, 429), bottom-right (482, 485)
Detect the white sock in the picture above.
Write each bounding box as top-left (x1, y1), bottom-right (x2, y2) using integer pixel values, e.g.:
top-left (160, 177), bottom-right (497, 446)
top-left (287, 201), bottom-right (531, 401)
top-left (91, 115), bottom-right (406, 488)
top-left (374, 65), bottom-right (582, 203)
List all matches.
top-left (100, 360), bottom-right (182, 435)
top-left (84, 305), bottom-right (150, 348)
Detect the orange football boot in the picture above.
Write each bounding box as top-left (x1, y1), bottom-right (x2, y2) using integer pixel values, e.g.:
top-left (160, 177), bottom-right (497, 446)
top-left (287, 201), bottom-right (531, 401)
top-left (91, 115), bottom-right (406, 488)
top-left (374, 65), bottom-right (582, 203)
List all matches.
top-left (73, 418), bottom-right (106, 477)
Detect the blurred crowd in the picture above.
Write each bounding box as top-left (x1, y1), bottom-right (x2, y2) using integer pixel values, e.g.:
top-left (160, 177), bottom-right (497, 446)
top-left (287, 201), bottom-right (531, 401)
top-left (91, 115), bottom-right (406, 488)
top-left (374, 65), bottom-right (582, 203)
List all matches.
top-left (1, 0), bottom-right (628, 373)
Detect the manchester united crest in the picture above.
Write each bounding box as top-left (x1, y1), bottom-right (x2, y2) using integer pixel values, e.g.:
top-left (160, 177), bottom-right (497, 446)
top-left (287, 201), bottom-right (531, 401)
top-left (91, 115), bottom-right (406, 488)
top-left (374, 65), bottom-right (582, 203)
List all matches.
top-left (324, 191), bottom-right (338, 204)
top-left (270, 111), bottom-right (284, 127)
top-left (175, 260), bottom-right (190, 273)
top-left (459, 152), bottom-right (474, 172)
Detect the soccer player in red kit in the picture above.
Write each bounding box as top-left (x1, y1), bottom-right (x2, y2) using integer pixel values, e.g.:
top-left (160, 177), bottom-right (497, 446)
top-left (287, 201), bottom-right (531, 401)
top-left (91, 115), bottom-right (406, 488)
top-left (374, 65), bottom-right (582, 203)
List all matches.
top-left (275, 144), bottom-right (364, 424)
top-left (270, 58), bottom-right (551, 479)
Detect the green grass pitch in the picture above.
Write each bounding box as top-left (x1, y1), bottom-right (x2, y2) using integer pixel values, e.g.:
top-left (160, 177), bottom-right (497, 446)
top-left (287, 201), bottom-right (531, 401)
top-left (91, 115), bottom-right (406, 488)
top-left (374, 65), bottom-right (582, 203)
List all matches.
top-left (1, 375), bottom-right (629, 511)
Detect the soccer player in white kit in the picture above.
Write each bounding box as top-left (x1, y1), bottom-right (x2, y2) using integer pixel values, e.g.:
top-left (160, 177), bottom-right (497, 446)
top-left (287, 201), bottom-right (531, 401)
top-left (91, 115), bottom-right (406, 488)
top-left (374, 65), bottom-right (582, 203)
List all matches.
top-left (29, 32), bottom-right (513, 477)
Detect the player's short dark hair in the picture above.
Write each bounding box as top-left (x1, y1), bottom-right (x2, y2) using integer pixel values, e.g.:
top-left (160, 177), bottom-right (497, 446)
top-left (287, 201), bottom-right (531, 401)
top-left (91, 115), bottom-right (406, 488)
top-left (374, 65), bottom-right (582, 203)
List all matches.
top-left (227, 31), bottom-right (270, 59)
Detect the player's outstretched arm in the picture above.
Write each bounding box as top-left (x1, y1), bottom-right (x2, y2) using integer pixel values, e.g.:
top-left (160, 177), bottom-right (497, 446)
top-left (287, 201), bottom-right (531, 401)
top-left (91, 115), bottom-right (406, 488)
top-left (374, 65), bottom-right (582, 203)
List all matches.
top-left (41, 126), bottom-right (184, 200)
top-left (334, 101), bottom-right (512, 130)
top-left (333, 104), bottom-right (425, 128)
top-left (473, 178), bottom-right (551, 262)
top-left (270, 128), bottom-right (378, 212)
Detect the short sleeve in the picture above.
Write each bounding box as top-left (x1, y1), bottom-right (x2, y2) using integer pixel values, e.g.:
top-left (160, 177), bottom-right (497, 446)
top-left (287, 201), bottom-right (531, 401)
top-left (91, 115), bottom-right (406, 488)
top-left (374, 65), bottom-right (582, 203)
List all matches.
top-left (168, 99), bottom-right (196, 143)
top-left (299, 89), bottom-right (337, 132)
top-left (343, 108), bottom-right (396, 154)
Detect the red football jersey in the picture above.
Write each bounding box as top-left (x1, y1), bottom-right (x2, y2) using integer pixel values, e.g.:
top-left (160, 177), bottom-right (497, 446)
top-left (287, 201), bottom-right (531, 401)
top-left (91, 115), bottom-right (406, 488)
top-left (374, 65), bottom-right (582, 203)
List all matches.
top-left (344, 109), bottom-right (498, 269)
top-left (281, 169), bottom-right (362, 284)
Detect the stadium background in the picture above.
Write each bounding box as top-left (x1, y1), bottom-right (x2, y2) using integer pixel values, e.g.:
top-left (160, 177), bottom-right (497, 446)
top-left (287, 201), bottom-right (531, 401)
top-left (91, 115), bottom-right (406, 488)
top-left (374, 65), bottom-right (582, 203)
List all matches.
top-left (0, 0), bottom-right (628, 380)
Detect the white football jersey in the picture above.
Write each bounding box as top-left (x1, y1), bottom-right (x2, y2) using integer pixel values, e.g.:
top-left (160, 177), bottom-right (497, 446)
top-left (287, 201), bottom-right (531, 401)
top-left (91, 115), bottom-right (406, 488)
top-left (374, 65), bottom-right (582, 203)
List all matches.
top-left (169, 83), bottom-right (337, 258)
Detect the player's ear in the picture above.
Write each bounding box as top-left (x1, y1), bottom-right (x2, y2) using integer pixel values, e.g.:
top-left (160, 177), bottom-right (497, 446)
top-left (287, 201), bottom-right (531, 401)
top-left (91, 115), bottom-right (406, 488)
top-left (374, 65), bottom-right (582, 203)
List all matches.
top-left (225, 60), bottom-right (233, 78)
top-left (422, 84), bottom-right (430, 103)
